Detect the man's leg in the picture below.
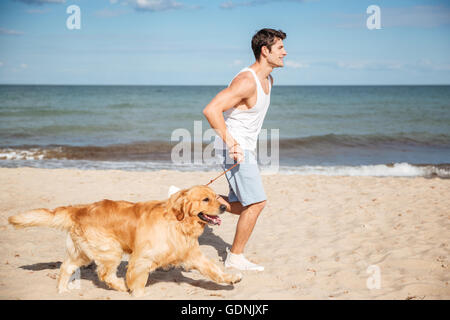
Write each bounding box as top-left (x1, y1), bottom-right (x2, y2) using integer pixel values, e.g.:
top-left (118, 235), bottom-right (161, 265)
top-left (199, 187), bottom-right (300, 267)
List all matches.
top-left (230, 200), bottom-right (266, 254)
top-left (218, 149), bottom-right (266, 270)
top-left (218, 195), bottom-right (266, 254)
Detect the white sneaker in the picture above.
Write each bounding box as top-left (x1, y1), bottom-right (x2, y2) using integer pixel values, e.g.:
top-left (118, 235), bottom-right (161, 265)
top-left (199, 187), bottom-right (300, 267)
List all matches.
top-left (224, 248), bottom-right (264, 271)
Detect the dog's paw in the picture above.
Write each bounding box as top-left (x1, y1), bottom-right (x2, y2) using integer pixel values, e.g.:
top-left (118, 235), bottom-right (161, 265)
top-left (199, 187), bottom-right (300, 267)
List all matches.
top-left (57, 286), bottom-right (70, 294)
top-left (233, 272), bottom-right (243, 284)
top-left (225, 272), bottom-right (242, 284)
top-left (131, 288), bottom-right (146, 298)
top-left (113, 280), bottom-right (128, 292)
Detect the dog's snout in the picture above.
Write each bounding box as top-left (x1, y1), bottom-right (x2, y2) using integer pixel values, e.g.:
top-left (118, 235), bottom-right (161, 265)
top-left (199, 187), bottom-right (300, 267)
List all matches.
top-left (219, 204), bottom-right (226, 213)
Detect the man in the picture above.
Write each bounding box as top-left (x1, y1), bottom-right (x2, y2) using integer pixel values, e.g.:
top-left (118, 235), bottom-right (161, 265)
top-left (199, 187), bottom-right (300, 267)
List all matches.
top-left (202, 28), bottom-right (287, 271)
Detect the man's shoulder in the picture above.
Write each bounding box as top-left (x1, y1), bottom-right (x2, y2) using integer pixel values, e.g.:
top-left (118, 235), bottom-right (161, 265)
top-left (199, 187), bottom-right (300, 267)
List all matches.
top-left (229, 71), bottom-right (256, 94)
top-left (232, 69), bottom-right (254, 83)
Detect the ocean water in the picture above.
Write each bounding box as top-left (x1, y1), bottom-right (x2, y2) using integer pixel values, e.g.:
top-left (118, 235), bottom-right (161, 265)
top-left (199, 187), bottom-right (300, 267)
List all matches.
top-left (0, 85), bottom-right (449, 178)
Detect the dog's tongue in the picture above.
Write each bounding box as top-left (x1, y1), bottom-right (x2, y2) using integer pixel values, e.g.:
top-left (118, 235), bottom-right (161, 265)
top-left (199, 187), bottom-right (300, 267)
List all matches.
top-left (208, 214), bottom-right (221, 226)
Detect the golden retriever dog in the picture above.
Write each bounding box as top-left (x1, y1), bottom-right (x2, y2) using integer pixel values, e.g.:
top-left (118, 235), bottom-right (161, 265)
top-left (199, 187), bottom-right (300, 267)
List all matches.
top-left (8, 185), bottom-right (242, 297)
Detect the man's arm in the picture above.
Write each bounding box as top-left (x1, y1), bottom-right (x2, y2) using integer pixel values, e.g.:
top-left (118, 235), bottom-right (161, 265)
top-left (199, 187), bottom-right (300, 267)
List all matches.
top-left (202, 73), bottom-right (255, 161)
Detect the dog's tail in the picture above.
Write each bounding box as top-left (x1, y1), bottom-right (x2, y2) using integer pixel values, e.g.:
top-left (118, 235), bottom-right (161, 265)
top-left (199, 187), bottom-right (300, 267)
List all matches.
top-left (8, 207), bottom-right (74, 231)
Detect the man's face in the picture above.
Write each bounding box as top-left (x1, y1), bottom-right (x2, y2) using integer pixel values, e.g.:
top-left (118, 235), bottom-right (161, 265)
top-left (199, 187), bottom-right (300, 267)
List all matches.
top-left (265, 38), bottom-right (287, 68)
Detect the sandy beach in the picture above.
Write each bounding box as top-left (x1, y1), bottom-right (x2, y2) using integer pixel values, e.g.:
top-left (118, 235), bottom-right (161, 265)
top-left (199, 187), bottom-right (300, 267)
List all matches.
top-left (0, 167), bottom-right (448, 300)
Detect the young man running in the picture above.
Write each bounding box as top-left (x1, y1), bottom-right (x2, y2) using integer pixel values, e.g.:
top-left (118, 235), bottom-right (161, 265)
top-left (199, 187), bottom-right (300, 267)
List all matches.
top-left (203, 28), bottom-right (287, 271)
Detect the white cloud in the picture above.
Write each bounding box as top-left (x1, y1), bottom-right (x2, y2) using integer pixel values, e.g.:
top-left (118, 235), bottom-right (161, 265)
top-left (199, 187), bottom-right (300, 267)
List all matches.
top-left (14, 0), bottom-right (65, 5)
top-left (334, 59), bottom-right (450, 72)
top-left (335, 60), bottom-right (406, 70)
top-left (230, 59), bottom-right (243, 67)
top-left (0, 28), bottom-right (24, 35)
top-left (416, 59), bottom-right (450, 71)
top-left (20, 63), bottom-right (28, 69)
top-left (130, 0), bottom-right (183, 11)
top-left (95, 8), bottom-right (130, 17)
top-left (337, 61), bottom-right (371, 70)
top-left (278, 59), bottom-right (450, 72)
top-left (285, 60), bottom-right (309, 69)
top-left (112, 0), bottom-right (201, 12)
top-left (220, 0), bottom-right (311, 9)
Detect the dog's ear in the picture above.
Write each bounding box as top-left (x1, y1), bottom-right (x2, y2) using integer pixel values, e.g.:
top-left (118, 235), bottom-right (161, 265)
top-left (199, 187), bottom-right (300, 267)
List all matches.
top-left (168, 189), bottom-right (187, 221)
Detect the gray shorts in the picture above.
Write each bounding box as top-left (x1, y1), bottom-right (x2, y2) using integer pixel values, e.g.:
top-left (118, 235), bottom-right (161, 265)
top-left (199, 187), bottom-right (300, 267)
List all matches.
top-left (217, 149), bottom-right (267, 207)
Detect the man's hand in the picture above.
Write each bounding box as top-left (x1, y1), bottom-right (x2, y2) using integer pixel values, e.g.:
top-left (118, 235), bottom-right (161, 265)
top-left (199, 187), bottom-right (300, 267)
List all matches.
top-left (228, 143), bottom-right (244, 163)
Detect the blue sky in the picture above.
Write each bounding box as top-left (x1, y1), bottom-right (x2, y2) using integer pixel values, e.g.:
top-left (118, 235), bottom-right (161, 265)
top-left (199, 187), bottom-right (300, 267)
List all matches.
top-left (0, 0), bottom-right (449, 85)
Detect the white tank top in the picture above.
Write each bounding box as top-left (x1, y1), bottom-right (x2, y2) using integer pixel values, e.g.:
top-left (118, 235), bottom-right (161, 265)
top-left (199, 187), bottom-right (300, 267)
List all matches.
top-left (214, 67), bottom-right (271, 151)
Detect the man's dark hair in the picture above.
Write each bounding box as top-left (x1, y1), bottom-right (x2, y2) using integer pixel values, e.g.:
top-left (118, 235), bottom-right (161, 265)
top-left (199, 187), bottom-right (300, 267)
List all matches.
top-left (251, 28), bottom-right (286, 61)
